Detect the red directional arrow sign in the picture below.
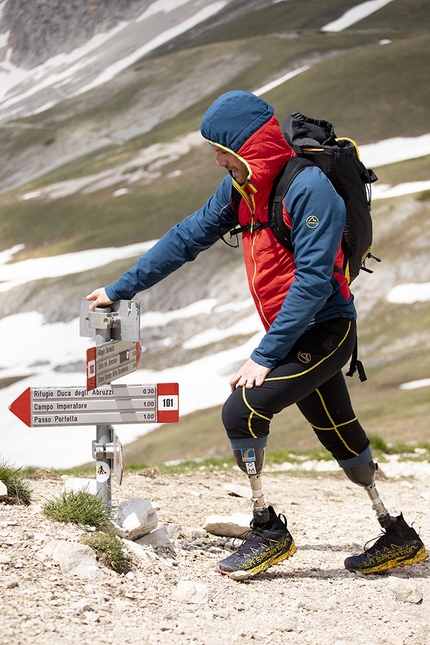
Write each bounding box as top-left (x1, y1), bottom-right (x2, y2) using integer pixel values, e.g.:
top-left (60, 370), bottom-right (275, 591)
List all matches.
top-left (9, 383), bottom-right (179, 427)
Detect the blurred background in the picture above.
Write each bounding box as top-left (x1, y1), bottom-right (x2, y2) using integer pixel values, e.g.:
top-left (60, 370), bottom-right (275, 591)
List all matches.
top-left (0, 0), bottom-right (429, 469)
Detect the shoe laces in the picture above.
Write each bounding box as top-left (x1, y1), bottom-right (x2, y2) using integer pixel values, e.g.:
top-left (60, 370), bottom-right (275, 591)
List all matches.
top-left (233, 513), bottom-right (288, 556)
top-left (363, 531), bottom-right (396, 556)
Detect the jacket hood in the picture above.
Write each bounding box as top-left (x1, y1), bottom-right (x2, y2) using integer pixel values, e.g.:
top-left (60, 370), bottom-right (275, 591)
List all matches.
top-left (201, 90), bottom-right (294, 192)
top-left (200, 90), bottom-right (275, 152)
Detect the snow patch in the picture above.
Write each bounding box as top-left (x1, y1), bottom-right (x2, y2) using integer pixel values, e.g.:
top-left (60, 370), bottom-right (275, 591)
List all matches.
top-left (321, 0), bottom-right (395, 33)
top-left (386, 283), bottom-right (430, 304)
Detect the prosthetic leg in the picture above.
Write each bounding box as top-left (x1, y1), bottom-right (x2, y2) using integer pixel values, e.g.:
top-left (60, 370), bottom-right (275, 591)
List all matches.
top-left (233, 447), bottom-right (270, 524)
top-left (343, 460), bottom-right (391, 527)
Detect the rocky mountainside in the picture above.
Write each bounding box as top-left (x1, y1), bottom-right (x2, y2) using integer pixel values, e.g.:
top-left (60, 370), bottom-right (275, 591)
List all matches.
top-left (0, 0), bottom-right (153, 67)
top-left (0, 0), bottom-right (270, 68)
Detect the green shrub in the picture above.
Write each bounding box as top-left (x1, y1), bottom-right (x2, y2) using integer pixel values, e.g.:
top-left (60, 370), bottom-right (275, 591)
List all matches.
top-left (43, 491), bottom-right (130, 572)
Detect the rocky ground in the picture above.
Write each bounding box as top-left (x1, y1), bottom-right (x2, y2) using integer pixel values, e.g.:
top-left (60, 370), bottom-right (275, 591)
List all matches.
top-left (1, 460), bottom-right (429, 645)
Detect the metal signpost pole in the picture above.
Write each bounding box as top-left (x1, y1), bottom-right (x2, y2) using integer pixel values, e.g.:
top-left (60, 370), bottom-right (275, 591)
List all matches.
top-left (92, 307), bottom-right (115, 506)
top-left (80, 299), bottom-right (142, 506)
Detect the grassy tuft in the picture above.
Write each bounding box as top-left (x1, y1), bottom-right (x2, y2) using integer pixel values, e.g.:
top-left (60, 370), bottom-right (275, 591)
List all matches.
top-left (0, 462), bottom-right (32, 505)
top-left (80, 531), bottom-right (130, 574)
top-left (43, 491), bottom-right (130, 573)
top-left (368, 434), bottom-right (389, 453)
top-left (42, 491), bottom-right (110, 529)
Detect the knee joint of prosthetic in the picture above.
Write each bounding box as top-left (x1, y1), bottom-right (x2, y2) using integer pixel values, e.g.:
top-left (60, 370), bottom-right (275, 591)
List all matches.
top-left (233, 448), bottom-right (270, 525)
top-left (343, 460), bottom-right (391, 528)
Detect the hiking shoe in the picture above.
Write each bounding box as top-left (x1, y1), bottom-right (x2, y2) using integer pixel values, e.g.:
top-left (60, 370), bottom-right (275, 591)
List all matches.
top-left (344, 513), bottom-right (428, 574)
top-left (216, 506), bottom-right (296, 579)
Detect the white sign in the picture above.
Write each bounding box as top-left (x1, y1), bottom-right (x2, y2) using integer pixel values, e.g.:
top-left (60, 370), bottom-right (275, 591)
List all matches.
top-left (9, 384), bottom-right (179, 427)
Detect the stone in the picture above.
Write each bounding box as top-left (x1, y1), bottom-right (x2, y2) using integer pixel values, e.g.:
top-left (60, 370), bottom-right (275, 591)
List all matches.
top-left (204, 513), bottom-right (252, 537)
top-left (62, 478), bottom-right (97, 495)
top-left (388, 577), bottom-right (423, 604)
top-left (162, 523), bottom-right (182, 541)
top-left (135, 526), bottom-right (174, 551)
top-left (112, 498), bottom-right (158, 540)
top-left (122, 539), bottom-right (159, 567)
top-left (40, 540), bottom-right (103, 579)
top-left (171, 579), bottom-right (208, 604)
top-left (0, 480), bottom-right (8, 499)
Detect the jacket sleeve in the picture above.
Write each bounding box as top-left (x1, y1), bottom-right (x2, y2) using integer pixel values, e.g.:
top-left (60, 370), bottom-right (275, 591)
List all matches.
top-left (105, 176), bottom-right (235, 301)
top-left (251, 167), bottom-right (346, 367)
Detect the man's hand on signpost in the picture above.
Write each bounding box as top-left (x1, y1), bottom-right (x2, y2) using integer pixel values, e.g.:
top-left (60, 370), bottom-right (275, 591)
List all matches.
top-left (86, 287), bottom-right (114, 310)
top-left (230, 358), bottom-right (271, 391)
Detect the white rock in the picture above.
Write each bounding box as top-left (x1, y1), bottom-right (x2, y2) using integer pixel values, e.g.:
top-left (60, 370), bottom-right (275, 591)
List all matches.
top-left (162, 523), bottom-right (182, 540)
top-left (122, 539), bottom-right (159, 569)
top-left (171, 579), bottom-right (208, 604)
top-left (0, 480), bottom-right (8, 499)
top-left (229, 569), bottom-right (254, 581)
top-left (114, 598), bottom-right (129, 611)
top-left (112, 498), bottom-right (158, 540)
top-left (83, 584), bottom-right (96, 596)
top-left (323, 595), bottom-right (338, 610)
top-left (41, 540), bottom-right (103, 579)
top-left (63, 478), bottom-right (97, 495)
top-left (135, 526), bottom-right (174, 551)
top-left (388, 577), bottom-right (423, 604)
top-left (204, 513), bottom-right (252, 537)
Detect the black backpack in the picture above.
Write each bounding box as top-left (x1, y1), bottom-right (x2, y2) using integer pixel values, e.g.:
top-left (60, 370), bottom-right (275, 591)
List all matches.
top-left (279, 110), bottom-right (379, 283)
top-left (228, 110), bottom-right (379, 283)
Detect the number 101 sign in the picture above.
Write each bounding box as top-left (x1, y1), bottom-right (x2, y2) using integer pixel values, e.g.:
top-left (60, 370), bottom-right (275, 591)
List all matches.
top-left (157, 383), bottom-right (179, 423)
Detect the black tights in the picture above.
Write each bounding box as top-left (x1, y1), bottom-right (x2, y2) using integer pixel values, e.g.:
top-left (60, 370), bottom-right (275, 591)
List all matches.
top-left (222, 318), bottom-right (369, 462)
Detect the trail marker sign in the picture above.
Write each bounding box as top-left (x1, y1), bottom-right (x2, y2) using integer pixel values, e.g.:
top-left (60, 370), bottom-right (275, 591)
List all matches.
top-left (9, 383), bottom-right (179, 427)
top-left (9, 298), bottom-right (180, 506)
top-left (86, 340), bottom-right (141, 390)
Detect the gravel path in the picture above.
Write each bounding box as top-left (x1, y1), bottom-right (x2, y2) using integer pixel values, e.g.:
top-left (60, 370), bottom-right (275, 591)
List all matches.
top-left (1, 463), bottom-right (429, 645)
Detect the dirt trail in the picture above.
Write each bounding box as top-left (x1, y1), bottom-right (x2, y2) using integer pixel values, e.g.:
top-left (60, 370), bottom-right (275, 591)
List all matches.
top-left (1, 466), bottom-right (429, 645)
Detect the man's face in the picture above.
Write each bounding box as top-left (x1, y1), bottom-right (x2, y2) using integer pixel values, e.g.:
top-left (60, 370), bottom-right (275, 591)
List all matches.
top-left (211, 146), bottom-right (248, 185)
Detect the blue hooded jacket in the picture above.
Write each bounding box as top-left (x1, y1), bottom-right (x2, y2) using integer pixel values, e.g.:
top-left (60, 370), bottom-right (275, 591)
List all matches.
top-left (105, 90), bottom-right (356, 367)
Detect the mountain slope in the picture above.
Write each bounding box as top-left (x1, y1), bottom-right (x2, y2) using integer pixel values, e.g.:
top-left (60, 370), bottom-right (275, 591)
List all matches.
top-left (0, 0), bottom-right (429, 468)
top-left (0, 0), bottom-right (429, 194)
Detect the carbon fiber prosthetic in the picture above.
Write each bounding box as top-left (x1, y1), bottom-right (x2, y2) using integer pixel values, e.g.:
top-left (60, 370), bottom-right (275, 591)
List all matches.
top-left (343, 461), bottom-right (391, 528)
top-left (233, 447), bottom-right (271, 524)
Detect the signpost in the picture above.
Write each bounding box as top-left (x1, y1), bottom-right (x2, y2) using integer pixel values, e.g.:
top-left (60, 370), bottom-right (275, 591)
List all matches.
top-left (9, 298), bottom-right (179, 505)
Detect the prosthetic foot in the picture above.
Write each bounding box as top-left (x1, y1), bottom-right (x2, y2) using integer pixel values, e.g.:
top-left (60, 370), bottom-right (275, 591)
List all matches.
top-left (343, 460), bottom-right (428, 573)
top-left (215, 447), bottom-right (296, 579)
top-left (344, 514), bottom-right (428, 574)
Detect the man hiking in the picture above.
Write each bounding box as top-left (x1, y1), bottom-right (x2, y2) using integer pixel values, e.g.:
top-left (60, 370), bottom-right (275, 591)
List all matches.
top-left (87, 90), bottom-right (427, 579)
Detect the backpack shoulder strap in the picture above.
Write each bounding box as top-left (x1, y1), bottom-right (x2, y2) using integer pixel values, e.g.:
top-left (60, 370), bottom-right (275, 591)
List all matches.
top-left (346, 337), bottom-right (367, 382)
top-left (231, 183), bottom-right (242, 214)
top-left (270, 156), bottom-right (314, 251)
